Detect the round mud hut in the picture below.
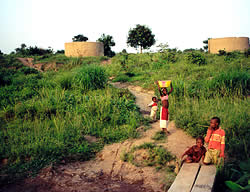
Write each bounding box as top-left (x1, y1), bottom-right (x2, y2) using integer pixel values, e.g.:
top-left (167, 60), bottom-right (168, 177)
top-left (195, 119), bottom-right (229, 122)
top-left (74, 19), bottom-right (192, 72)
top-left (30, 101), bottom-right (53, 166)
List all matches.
top-left (65, 42), bottom-right (104, 57)
top-left (208, 37), bottom-right (249, 54)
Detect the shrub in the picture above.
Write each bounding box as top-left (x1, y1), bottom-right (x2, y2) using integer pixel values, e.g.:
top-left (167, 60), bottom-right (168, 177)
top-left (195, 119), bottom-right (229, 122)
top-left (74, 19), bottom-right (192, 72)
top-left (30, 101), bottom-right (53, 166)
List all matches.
top-left (218, 50), bottom-right (227, 56)
top-left (244, 48), bottom-right (250, 58)
top-left (224, 51), bottom-right (241, 63)
top-left (185, 52), bottom-right (206, 66)
top-left (73, 65), bottom-right (107, 91)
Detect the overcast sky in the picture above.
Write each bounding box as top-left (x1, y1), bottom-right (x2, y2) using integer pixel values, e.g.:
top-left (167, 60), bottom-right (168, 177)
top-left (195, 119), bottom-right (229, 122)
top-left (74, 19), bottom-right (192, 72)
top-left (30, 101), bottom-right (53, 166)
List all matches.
top-left (0, 0), bottom-right (249, 54)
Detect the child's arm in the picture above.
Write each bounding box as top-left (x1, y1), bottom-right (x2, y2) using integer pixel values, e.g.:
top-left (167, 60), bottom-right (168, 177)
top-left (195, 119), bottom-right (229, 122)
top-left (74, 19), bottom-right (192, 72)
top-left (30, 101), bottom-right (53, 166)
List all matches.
top-left (168, 82), bottom-right (173, 95)
top-left (155, 81), bottom-right (162, 96)
top-left (181, 146), bottom-right (193, 159)
top-left (148, 101), bottom-right (153, 107)
top-left (220, 130), bottom-right (226, 158)
top-left (201, 155), bottom-right (205, 161)
top-left (204, 127), bottom-right (213, 143)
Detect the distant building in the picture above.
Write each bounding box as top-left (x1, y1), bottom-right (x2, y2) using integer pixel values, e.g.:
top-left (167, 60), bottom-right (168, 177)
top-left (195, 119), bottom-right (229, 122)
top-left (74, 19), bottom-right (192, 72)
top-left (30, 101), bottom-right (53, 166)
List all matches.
top-left (208, 37), bottom-right (249, 54)
top-left (65, 42), bottom-right (104, 57)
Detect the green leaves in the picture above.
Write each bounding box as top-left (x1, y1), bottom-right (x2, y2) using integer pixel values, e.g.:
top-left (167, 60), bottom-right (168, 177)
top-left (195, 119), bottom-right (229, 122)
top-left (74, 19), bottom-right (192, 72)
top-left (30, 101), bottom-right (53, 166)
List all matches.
top-left (185, 51), bottom-right (207, 66)
top-left (72, 34), bottom-right (88, 42)
top-left (97, 34), bottom-right (115, 57)
top-left (127, 24), bottom-right (156, 53)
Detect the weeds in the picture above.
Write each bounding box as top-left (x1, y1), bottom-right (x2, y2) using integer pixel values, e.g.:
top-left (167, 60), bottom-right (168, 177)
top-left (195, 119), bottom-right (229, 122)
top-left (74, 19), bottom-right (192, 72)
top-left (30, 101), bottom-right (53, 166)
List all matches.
top-left (121, 142), bottom-right (175, 169)
top-left (0, 57), bottom-right (142, 185)
top-left (151, 131), bottom-right (167, 142)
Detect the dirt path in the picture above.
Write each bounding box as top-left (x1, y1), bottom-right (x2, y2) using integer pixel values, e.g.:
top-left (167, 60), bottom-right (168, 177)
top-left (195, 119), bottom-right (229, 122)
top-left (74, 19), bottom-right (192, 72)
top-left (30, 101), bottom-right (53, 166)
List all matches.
top-left (1, 82), bottom-right (195, 192)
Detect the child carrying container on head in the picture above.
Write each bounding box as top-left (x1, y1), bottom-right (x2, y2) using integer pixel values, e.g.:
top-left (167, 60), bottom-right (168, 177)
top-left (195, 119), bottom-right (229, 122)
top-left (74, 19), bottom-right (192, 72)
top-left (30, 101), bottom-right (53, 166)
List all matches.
top-left (181, 136), bottom-right (207, 163)
top-left (156, 80), bottom-right (173, 135)
top-left (147, 96), bottom-right (158, 121)
top-left (203, 117), bottom-right (225, 165)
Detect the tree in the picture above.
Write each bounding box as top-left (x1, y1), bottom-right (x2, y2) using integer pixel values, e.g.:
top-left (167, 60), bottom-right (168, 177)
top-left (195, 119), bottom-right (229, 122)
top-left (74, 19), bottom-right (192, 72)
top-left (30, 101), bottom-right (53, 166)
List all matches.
top-left (15, 43), bottom-right (28, 55)
top-left (203, 38), bottom-right (211, 52)
top-left (97, 34), bottom-right (115, 57)
top-left (56, 50), bottom-right (65, 54)
top-left (15, 44), bottom-right (53, 56)
top-left (127, 24), bottom-right (156, 53)
top-left (157, 42), bottom-right (169, 53)
top-left (72, 34), bottom-right (88, 42)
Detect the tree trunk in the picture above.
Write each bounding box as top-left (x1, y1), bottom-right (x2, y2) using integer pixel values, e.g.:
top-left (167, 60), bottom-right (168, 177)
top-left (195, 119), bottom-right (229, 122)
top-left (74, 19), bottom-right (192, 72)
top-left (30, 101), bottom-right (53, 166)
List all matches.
top-left (140, 46), bottom-right (142, 54)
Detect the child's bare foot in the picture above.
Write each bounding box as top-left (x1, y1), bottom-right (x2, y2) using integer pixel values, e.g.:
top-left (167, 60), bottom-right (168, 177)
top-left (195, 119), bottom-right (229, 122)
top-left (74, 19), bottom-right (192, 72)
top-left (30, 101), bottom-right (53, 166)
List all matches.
top-left (165, 130), bottom-right (171, 135)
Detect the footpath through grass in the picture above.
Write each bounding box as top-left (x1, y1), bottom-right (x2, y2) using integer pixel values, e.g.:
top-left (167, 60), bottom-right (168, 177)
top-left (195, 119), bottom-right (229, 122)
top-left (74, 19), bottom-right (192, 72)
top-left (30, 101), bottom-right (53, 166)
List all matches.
top-left (0, 51), bottom-right (249, 191)
top-left (106, 50), bottom-right (250, 191)
top-left (0, 55), bottom-right (143, 185)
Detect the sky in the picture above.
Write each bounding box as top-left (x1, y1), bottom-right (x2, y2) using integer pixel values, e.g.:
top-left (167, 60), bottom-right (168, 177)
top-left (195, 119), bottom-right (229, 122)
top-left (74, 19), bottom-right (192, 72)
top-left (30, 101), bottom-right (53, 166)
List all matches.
top-left (0, 0), bottom-right (249, 54)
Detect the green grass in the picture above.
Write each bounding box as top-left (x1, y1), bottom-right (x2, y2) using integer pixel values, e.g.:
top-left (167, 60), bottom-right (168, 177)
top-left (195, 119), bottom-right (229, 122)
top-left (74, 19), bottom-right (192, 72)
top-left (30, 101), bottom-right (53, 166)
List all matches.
top-left (105, 50), bottom-right (250, 191)
top-left (1, 50), bottom-right (249, 191)
top-left (0, 56), bottom-right (143, 185)
top-left (121, 142), bottom-right (175, 168)
top-left (151, 131), bottom-right (167, 142)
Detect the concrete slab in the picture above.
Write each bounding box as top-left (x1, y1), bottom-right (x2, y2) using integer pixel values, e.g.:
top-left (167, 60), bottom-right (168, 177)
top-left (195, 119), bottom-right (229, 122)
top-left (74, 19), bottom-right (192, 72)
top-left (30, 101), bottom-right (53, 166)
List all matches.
top-left (168, 163), bottom-right (200, 192)
top-left (191, 165), bottom-right (216, 192)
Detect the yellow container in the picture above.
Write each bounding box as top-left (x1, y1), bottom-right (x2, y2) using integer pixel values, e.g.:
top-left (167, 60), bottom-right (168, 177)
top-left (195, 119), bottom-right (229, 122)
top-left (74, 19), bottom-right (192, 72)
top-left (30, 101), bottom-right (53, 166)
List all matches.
top-left (158, 80), bottom-right (171, 88)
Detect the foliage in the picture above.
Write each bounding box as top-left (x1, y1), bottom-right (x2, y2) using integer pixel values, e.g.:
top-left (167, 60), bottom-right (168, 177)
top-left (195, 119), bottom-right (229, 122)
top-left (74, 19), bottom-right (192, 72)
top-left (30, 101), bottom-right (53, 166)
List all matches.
top-left (72, 34), bottom-right (88, 42)
top-left (203, 38), bottom-right (211, 52)
top-left (244, 48), bottom-right (250, 58)
top-left (121, 142), bottom-right (175, 168)
top-left (224, 51), bottom-right (241, 63)
top-left (218, 49), bottom-right (227, 56)
top-left (97, 33), bottom-right (115, 57)
top-left (1, 48), bottom-right (249, 191)
top-left (55, 50), bottom-right (65, 54)
top-left (156, 42), bottom-right (169, 53)
top-left (127, 24), bottom-right (156, 53)
top-left (0, 56), bottom-right (143, 185)
top-left (185, 51), bottom-right (207, 65)
top-left (15, 44), bottom-right (53, 56)
top-left (151, 131), bottom-right (166, 142)
top-left (214, 159), bottom-right (250, 192)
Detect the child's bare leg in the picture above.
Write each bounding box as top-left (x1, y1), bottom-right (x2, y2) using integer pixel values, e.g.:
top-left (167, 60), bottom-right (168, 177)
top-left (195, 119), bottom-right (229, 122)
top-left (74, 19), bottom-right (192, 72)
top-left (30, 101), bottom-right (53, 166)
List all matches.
top-left (162, 128), bottom-right (170, 135)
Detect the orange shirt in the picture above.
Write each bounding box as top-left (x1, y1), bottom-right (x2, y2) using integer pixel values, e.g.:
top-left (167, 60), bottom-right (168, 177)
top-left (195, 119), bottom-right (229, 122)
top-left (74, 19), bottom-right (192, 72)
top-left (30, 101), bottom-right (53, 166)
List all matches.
top-left (205, 127), bottom-right (225, 157)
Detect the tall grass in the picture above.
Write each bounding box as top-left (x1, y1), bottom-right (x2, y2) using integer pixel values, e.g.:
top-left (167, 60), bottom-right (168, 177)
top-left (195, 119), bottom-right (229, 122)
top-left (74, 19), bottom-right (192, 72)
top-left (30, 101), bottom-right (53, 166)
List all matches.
top-left (106, 50), bottom-right (250, 191)
top-left (0, 58), bottom-right (142, 185)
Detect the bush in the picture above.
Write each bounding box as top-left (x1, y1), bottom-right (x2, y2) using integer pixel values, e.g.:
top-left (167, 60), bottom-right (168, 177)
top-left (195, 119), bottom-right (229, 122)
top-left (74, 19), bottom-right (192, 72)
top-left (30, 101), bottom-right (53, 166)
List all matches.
top-left (185, 52), bottom-right (207, 66)
top-left (224, 51), bottom-right (241, 63)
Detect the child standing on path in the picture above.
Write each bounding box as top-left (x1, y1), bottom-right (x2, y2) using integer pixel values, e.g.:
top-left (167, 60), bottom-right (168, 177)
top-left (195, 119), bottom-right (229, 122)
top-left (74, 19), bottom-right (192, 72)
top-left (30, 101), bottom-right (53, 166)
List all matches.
top-left (156, 81), bottom-right (173, 135)
top-left (147, 96), bottom-right (158, 121)
top-left (203, 117), bottom-right (225, 165)
top-left (181, 136), bottom-right (207, 163)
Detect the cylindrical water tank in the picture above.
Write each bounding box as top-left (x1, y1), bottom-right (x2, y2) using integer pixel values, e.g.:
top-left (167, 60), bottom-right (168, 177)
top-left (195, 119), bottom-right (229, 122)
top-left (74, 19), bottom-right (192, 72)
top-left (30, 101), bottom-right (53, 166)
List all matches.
top-left (65, 42), bottom-right (104, 57)
top-left (208, 37), bottom-right (249, 54)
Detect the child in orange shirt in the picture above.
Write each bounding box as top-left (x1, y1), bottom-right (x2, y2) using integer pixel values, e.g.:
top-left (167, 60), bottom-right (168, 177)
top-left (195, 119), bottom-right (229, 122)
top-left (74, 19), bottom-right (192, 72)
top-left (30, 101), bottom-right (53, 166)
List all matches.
top-left (203, 117), bottom-right (225, 165)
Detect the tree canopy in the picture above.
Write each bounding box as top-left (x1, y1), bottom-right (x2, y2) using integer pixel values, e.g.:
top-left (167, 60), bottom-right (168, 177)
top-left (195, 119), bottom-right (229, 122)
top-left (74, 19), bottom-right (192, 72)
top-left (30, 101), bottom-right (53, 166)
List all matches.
top-left (97, 34), bottom-right (115, 57)
top-left (203, 38), bottom-right (211, 52)
top-left (15, 44), bottom-right (53, 56)
top-left (127, 24), bottom-right (156, 53)
top-left (72, 34), bottom-right (88, 42)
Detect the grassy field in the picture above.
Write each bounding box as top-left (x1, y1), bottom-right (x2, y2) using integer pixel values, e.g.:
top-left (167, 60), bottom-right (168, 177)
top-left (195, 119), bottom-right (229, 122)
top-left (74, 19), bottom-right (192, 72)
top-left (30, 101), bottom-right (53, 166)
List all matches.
top-left (0, 50), bottom-right (249, 191)
top-left (0, 55), bottom-right (144, 185)
top-left (107, 50), bottom-right (249, 191)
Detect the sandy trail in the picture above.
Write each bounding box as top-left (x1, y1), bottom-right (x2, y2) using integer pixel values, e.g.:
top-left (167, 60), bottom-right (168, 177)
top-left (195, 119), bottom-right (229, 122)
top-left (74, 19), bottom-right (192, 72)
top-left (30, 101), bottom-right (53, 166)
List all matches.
top-left (2, 82), bottom-right (195, 192)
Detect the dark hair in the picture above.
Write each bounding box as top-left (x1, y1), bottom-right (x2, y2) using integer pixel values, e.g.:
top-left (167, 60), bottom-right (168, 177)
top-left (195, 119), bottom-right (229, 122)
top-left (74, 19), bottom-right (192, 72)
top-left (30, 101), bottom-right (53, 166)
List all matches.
top-left (152, 96), bottom-right (157, 101)
top-left (211, 116), bottom-right (220, 125)
top-left (196, 136), bottom-right (204, 144)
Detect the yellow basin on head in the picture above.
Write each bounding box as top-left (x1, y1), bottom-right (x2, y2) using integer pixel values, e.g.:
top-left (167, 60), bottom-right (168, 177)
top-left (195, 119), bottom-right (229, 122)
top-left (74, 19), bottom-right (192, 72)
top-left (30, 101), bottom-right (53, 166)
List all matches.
top-left (158, 80), bottom-right (171, 88)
